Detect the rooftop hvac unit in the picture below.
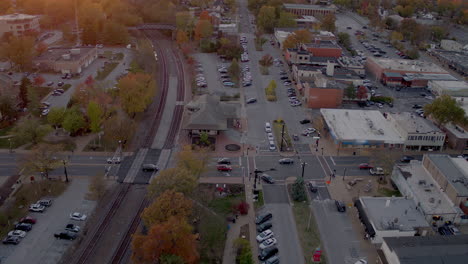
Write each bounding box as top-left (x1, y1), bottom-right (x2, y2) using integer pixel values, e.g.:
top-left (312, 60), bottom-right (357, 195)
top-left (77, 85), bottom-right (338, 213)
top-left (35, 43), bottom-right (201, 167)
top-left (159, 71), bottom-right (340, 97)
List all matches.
top-left (71, 48), bottom-right (81, 55)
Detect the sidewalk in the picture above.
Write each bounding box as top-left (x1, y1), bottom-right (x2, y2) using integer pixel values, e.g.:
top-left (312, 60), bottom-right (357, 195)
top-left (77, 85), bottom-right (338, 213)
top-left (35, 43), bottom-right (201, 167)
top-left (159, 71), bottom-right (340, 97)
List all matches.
top-left (222, 155), bottom-right (259, 264)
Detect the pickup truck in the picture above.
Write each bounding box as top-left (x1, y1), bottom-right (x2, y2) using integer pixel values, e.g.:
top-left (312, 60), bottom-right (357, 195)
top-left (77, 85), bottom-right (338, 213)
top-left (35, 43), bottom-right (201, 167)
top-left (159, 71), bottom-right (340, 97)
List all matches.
top-left (370, 167), bottom-right (384, 175)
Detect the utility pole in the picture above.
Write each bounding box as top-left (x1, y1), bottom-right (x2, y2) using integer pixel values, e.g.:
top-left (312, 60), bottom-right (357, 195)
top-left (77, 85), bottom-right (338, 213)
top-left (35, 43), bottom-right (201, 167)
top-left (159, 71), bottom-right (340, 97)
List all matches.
top-left (62, 160), bottom-right (69, 182)
top-left (253, 168), bottom-right (276, 190)
top-left (301, 162), bottom-right (306, 178)
top-left (280, 124), bottom-right (285, 152)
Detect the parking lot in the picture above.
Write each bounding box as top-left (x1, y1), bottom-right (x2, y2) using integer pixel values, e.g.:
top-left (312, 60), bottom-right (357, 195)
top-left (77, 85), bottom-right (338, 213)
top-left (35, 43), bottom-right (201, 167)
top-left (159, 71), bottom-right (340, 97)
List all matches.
top-left (0, 179), bottom-right (96, 264)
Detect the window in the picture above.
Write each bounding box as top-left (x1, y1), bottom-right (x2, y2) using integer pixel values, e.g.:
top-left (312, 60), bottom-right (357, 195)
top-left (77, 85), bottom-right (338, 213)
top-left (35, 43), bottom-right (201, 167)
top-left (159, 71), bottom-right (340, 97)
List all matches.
top-left (418, 136), bottom-right (422, 140)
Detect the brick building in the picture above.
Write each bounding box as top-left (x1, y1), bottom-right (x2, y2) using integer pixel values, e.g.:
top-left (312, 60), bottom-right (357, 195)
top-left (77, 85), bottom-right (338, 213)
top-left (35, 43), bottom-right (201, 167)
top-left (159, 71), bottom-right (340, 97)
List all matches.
top-left (366, 57), bottom-right (448, 82)
top-left (301, 41), bottom-right (342, 58)
top-left (0, 13), bottom-right (40, 38)
top-left (300, 74), bottom-right (345, 108)
top-left (33, 47), bottom-right (98, 75)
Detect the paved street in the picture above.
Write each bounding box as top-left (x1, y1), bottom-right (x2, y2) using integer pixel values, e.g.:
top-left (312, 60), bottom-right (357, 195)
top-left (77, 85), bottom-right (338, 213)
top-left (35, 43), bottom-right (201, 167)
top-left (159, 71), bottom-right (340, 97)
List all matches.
top-left (311, 199), bottom-right (364, 264)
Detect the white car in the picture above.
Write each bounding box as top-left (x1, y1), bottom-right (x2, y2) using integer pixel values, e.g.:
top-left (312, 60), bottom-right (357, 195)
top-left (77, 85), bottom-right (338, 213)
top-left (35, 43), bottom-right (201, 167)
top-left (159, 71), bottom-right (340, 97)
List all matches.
top-left (306, 128), bottom-right (316, 133)
top-left (70, 212), bottom-right (87, 221)
top-left (259, 237), bottom-right (277, 250)
top-left (29, 204), bottom-right (45, 213)
top-left (41, 109), bottom-right (50, 116)
top-left (267, 133), bottom-right (274, 141)
top-left (107, 157), bottom-right (122, 164)
top-left (265, 122), bottom-right (272, 133)
top-left (8, 230), bottom-right (26, 238)
top-left (268, 141), bottom-right (276, 151)
top-left (65, 223), bottom-right (81, 233)
top-left (256, 229), bottom-right (274, 242)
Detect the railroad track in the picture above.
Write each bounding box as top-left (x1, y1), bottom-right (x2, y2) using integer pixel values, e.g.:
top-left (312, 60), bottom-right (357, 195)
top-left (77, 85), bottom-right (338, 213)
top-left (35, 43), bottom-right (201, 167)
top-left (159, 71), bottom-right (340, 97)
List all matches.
top-left (74, 184), bottom-right (131, 264)
top-left (70, 30), bottom-right (186, 264)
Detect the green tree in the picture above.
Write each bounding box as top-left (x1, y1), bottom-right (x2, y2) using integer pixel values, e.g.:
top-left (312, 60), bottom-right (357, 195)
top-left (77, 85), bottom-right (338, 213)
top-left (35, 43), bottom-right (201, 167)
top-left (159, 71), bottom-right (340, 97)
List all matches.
top-left (194, 19), bottom-right (213, 40)
top-left (47, 107), bottom-right (66, 129)
top-left (62, 107), bottom-right (86, 135)
top-left (424, 95), bottom-right (467, 126)
top-left (257, 5), bottom-right (276, 33)
top-left (384, 17), bottom-right (398, 30)
top-left (321, 13), bottom-right (336, 32)
top-left (406, 47), bottom-right (420, 59)
top-left (258, 54), bottom-right (273, 74)
top-left (395, 5), bottom-right (415, 18)
top-left (345, 84), bottom-right (356, 99)
top-left (337, 32), bottom-right (351, 49)
top-left (0, 95), bottom-right (16, 121)
top-left (87, 101), bottom-right (103, 133)
top-left (12, 117), bottom-right (52, 146)
top-left (391, 31), bottom-right (404, 42)
top-left (160, 255), bottom-right (185, 264)
top-left (292, 177), bottom-right (307, 202)
top-left (102, 113), bottom-right (136, 149)
top-left (27, 87), bottom-right (41, 117)
top-left (430, 26), bottom-right (447, 42)
top-left (79, 0), bottom-right (104, 45)
top-left (18, 77), bottom-right (31, 108)
top-left (199, 131), bottom-right (210, 146)
top-left (147, 168), bottom-right (198, 199)
top-left (277, 11), bottom-right (296, 28)
top-left (228, 58), bottom-right (240, 82)
top-left (282, 29), bottom-right (312, 50)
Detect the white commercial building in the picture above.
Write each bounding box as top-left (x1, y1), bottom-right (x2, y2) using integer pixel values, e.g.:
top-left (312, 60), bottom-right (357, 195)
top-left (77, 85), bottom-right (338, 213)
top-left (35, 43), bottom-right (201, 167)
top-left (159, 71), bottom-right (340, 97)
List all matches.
top-left (391, 160), bottom-right (463, 224)
top-left (320, 109), bottom-right (404, 149)
top-left (355, 197), bottom-right (430, 244)
top-left (0, 13), bottom-right (40, 38)
top-left (387, 112), bottom-right (446, 151)
top-left (428, 80), bottom-right (468, 97)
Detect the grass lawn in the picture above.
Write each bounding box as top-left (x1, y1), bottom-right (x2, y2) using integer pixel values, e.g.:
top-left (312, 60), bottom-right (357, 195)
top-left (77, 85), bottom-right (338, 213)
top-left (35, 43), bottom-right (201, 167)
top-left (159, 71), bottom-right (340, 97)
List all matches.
top-left (0, 181), bottom-right (68, 238)
top-left (36, 86), bottom-right (53, 99)
top-left (113, 53), bottom-right (124, 60)
top-left (272, 122), bottom-right (293, 151)
top-left (254, 190), bottom-right (264, 209)
top-left (291, 201), bottom-right (327, 264)
top-left (378, 187), bottom-right (402, 197)
top-left (192, 184), bottom-right (245, 263)
top-left (96, 62), bottom-right (119, 81)
top-left (0, 126), bottom-right (17, 149)
top-left (62, 83), bottom-right (72, 91)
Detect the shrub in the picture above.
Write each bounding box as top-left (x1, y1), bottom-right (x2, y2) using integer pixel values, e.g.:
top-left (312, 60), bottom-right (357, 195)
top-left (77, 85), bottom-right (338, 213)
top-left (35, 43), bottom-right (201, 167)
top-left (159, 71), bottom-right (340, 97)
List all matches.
top-left (235, 201), bottom-right (250, 215)
top-left (266, 95), bottom-right (277, 101)
top-left (292, 178), bottom-right (307, 202)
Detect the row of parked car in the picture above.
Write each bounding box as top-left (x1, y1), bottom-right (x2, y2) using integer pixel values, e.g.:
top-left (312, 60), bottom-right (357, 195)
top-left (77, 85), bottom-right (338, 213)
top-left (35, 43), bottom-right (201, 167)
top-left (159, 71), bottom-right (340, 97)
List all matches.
top-left (264, 122), bottom-right (276, 151)
top-left (240, 35), bottom-right (249, 62)
top-left (255, 213), bottom-right (279, 263)
top-left (195, 62), bottom-right (207, 88)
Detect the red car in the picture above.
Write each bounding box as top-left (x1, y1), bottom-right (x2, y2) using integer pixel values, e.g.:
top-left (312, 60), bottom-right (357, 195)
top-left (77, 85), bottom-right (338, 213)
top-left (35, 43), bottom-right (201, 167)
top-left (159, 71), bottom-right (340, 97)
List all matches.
top-left (19, 216), bottom-right (37, 224)
top-left (217, 165), bottom-right (232, 171)
top-left (359, 163), bottom-right (374, 169)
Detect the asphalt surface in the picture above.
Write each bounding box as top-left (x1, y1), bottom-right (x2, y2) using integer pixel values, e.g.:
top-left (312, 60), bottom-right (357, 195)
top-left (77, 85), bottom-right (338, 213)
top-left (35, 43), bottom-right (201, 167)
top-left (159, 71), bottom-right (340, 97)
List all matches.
top-left (0, 179), bottom-right (96, 264)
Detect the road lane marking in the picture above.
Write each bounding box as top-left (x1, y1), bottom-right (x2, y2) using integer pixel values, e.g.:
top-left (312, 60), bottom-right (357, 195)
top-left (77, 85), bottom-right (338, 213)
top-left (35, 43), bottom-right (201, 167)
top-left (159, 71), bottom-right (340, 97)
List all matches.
top-left (330, 156), bottom-right (336, 165)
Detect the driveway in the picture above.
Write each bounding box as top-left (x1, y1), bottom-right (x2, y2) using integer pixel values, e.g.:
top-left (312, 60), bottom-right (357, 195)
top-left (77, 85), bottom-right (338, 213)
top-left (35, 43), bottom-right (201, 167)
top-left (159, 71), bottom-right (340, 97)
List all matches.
top-left (0, 179), bottom-right (96, 264)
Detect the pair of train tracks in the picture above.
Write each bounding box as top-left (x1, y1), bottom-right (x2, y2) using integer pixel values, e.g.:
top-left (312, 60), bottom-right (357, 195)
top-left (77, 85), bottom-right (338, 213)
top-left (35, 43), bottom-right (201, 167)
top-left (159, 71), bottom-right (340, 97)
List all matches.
top-left (72, 30), bottom-right (186, 264)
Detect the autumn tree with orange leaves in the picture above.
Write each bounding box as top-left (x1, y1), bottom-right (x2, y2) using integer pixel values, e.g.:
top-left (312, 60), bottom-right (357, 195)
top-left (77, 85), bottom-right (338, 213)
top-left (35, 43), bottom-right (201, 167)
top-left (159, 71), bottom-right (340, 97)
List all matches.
top-left (118, 72), bottom-right (156, 116)
top-left (141, 190), bottom-right (193, 227)
top-left (131, 216), bottom-right (199, 264)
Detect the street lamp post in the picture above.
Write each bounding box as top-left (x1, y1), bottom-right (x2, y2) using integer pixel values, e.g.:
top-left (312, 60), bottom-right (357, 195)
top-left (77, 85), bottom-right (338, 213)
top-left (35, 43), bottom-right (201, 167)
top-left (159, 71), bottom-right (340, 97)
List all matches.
top-left (62, 160), bottom-right (69, 182)
top-left (301, 162), bottom-right (306, 178)
top-left (321, 147), bottom-right (324, 156)
top-left (253, 168), bottom-right (276, 190)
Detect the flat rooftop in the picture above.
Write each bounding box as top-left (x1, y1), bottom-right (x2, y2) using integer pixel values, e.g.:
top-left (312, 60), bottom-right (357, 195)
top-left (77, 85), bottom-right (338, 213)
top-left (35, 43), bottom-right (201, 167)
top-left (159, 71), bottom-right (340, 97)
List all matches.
top-left (395, 161), bottom-right (458, 216)
top-left (283, 3), bottom-right (337, 11)
top-left (359, 197), bottom-right (429, 231)
top-left (390, 112), bottom-right (443, 134)
top-left (431, 49), bottom-right (468, 69)
top-left (303, 40), bottom-right (341, 49)
top-left (444, 123), bottom-right (468, 139)
top-left (0, 13), bottom-right (37, 21)
top-left (295, 15), bottom-right (318, 23)
top-left (320, 109), bottom-right (404, 144)
top-left (430, 80), bottom-right (468, 90)
top-left (369, 57), bottom-right (448, 74)
top-left (403, 73), bottom-right (457, 81)
top-left (34, 47), bottom-right (96, 62)
top-left (426, 154), bottom-right (468, 197)
top-left (383, 235), bottom-right (468, 264)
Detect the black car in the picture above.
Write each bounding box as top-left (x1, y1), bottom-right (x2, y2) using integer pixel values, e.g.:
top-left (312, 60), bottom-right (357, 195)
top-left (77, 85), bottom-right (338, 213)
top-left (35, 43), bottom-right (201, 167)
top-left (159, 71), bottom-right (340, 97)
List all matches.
top-left (412, 104), bottom-right (423, 109)
top-left (255, 213), bottom-right (273, 225)
top-left (308, 181), bottom-right (318, 193)
top-left (278, 158), bottom-right (294, 164)
top-left (258, 246), bottom-right (279, 261)
top-left (2, 236), bottom-right (20, 245)
top-left (246, 98), bottom-right (257, 104)
top-left (299, 119), bottom-right (311, 124)
top-left (335, 200), bottom-right (346, 212)
top-left (257, 222), bottom-right (272, 232)
top-left (400, 156), bottom-right (415, 163)
top-left (15, 223), bottom-right (32, 232)
top-left (54, 231), bottom-right (77, 240)
top-left (217, 158), bottom-right (231, 164)
top-left (280, 76), bottom-right (289, 80)
top-left (261, 174), bottom-right (275, 184)
top-left (438, 226), bottom-right (452, 236)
